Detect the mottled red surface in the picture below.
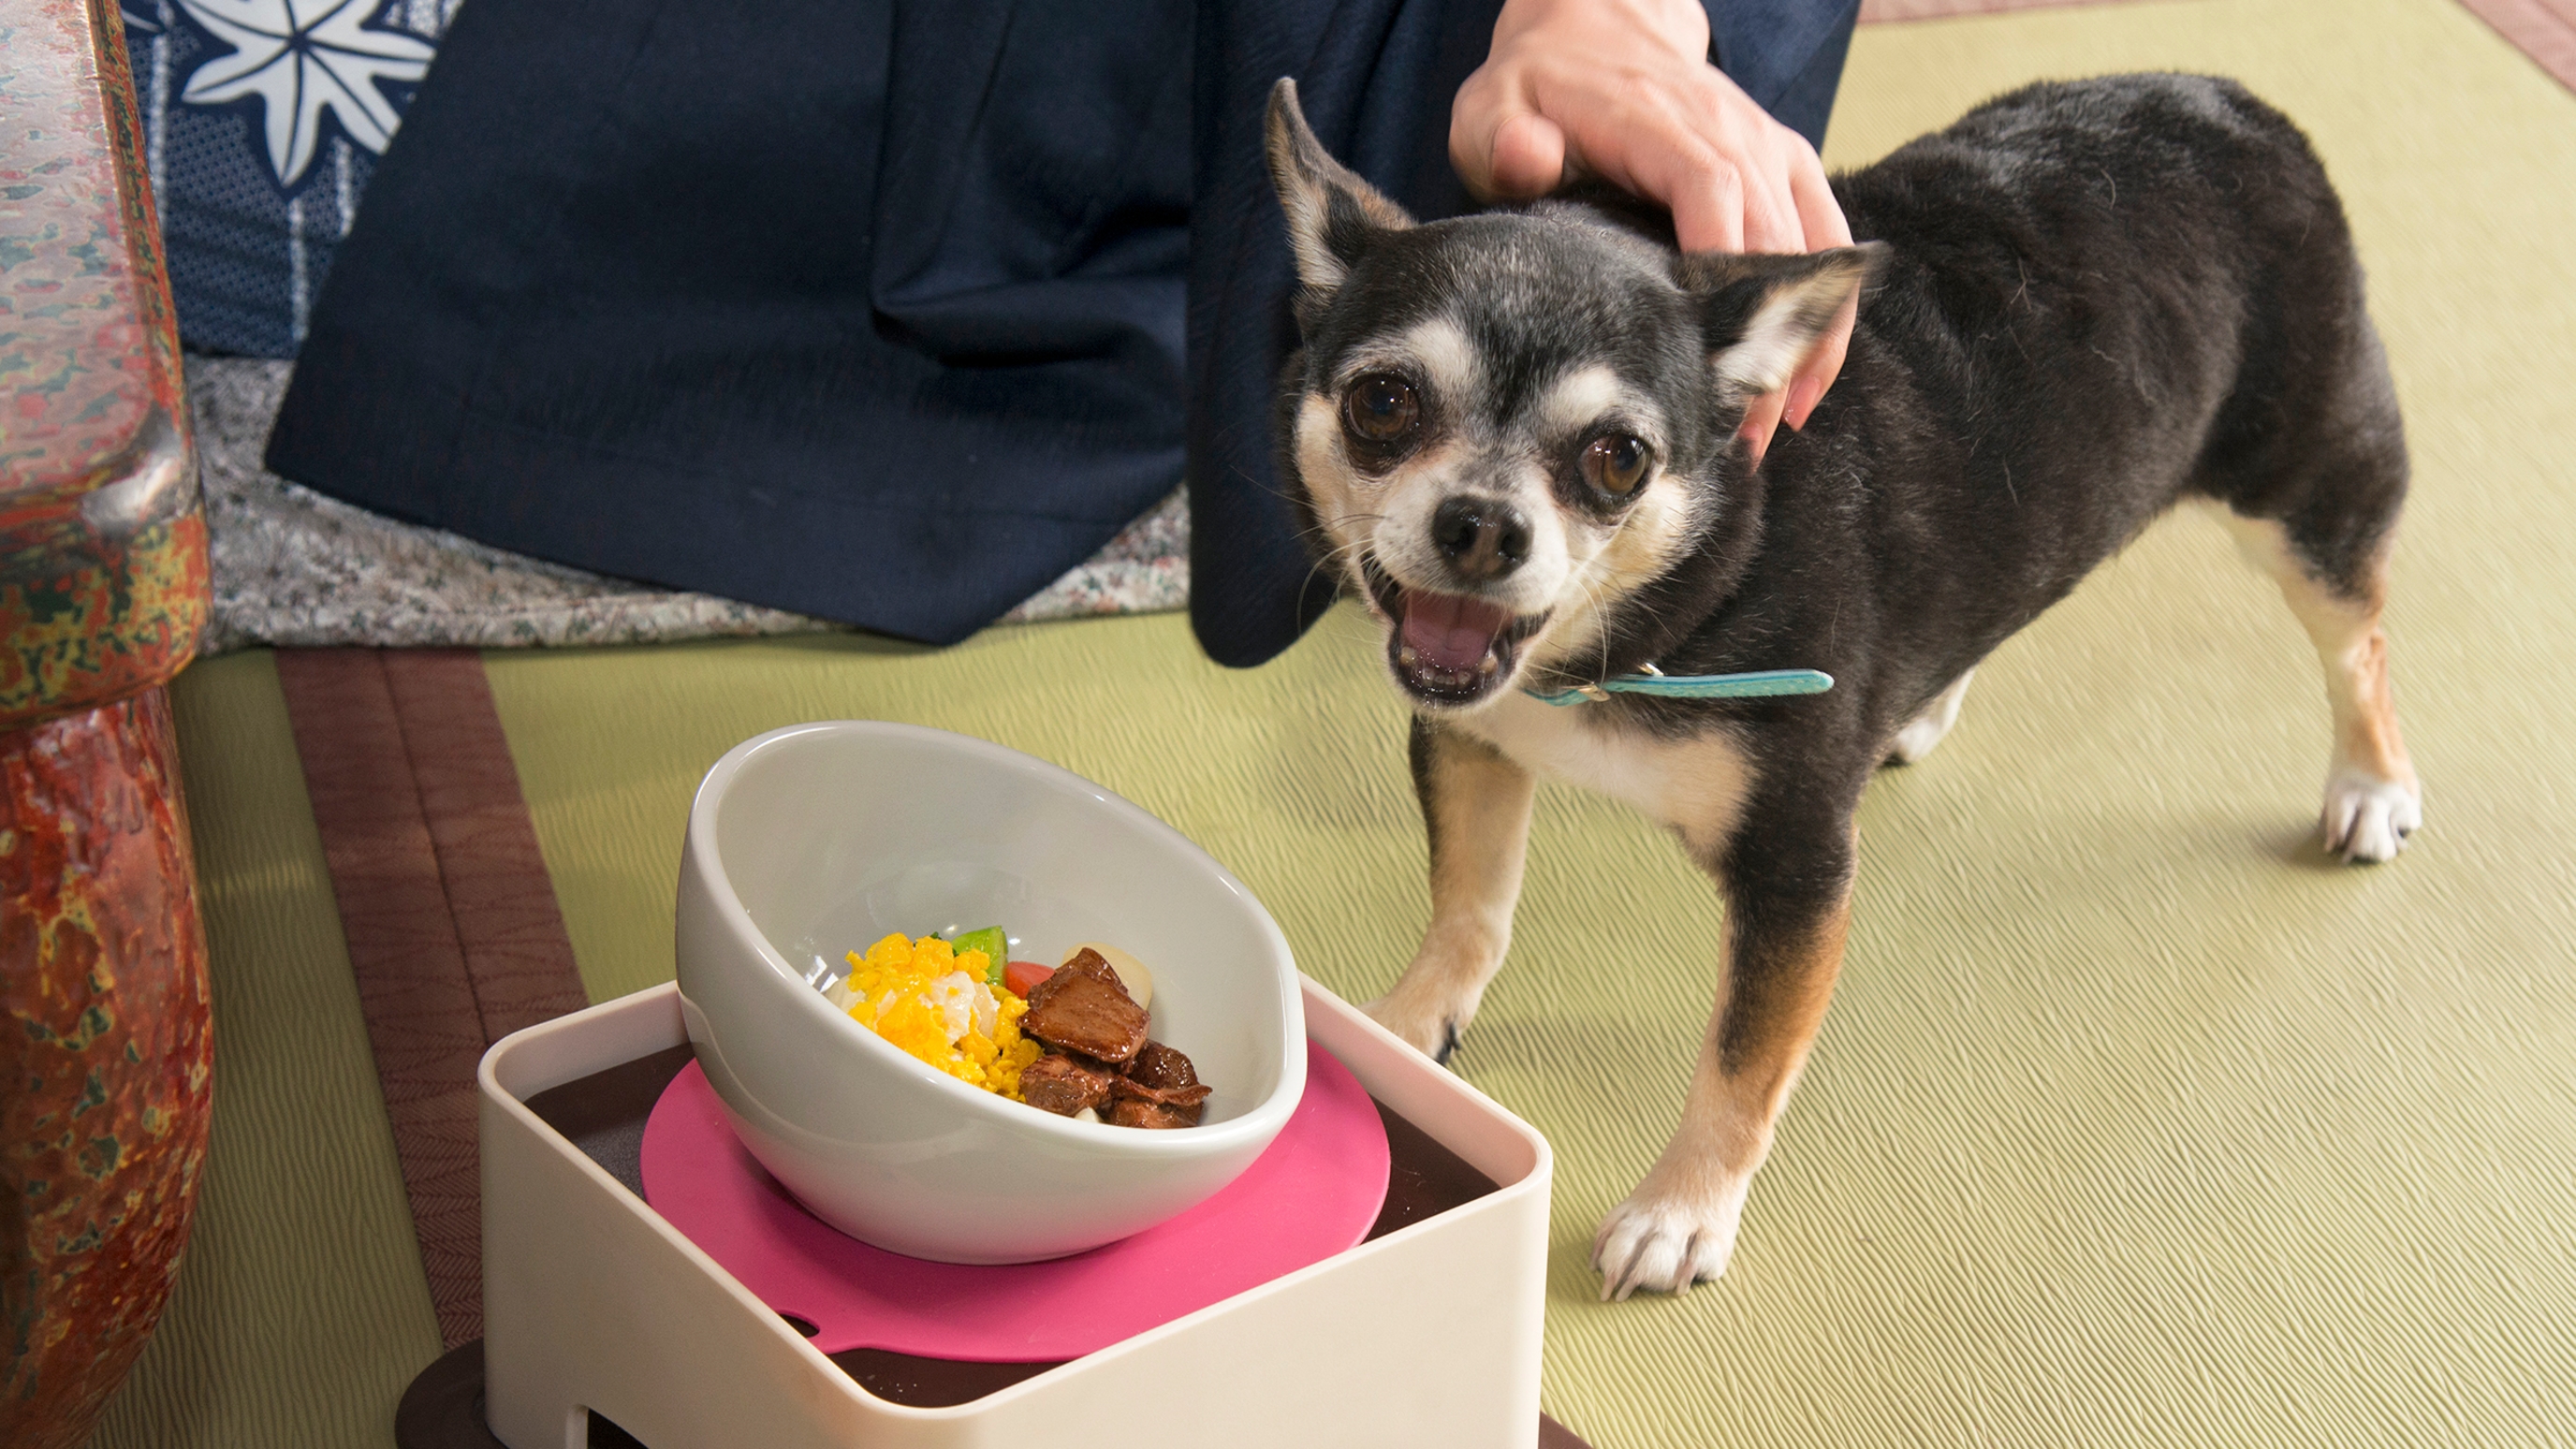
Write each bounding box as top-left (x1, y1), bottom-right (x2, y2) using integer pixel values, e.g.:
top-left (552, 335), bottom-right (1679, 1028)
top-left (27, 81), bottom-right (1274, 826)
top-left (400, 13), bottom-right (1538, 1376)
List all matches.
top-left (0, 509), bottom-right (208, 726)
top-left (0, 0), bottom-right (179, 487)
top-left (0, 689), bottom-right (212, 1449)
top-left (1, 0), bottom-right (202, 729)
top-left (2, 3), bottom-right (214, 1440)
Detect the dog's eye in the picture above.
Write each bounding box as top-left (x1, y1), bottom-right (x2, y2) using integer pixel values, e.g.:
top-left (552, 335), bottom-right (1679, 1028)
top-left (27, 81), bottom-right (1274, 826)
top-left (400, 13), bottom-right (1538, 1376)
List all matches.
top-left (1343, 374), bottom-right (1420, 446)
top-left (1582, 433), bottom-right (1650, 496)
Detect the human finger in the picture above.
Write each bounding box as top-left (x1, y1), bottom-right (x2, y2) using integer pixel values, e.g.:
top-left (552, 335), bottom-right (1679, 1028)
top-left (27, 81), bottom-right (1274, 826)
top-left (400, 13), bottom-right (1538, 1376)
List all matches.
top-left (1786, 142), bottom-right (1852, 251)
top-left (1730, 122), bottom-right (1808, 254)
top-left (1739, 388), bottom-right (1787, 467)
top-left (1737, 154), bottom-right (1807, 255)
top-left (1648, 139), bottom-right (1747, 255)
top-left (1603, 79), bottom-right (1797, 256)
top-left (1784, 293), bottom-right (1858, 431)
top-left (1486, 110), bottom-right (1570, 198)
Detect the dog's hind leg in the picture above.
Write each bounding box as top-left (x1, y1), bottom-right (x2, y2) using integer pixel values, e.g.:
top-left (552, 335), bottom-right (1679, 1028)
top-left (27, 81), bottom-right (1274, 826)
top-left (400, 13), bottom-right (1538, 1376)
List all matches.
top-left (1885, 669), bottom-right (1974, 766)
top-left (2217, 509), bottom-right (2421, 861)
top-left (2196, 234), bottom-right (2420, 859)
top-left (1593, 796), bottom-right (1857, 1298)
top-left (1366, 719), bottom-right (1538, 1062)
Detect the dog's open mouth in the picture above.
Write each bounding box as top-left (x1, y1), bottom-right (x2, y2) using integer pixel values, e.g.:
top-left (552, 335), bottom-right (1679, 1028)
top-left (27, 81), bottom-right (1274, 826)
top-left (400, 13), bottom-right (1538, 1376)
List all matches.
top-left (1363, 559), bottom-right (1544, 706)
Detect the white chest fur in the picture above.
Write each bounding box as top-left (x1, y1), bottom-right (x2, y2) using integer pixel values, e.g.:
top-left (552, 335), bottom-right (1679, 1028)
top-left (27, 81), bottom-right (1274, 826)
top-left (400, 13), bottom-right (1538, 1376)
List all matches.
top-left (1455, 693), bottom-right (1756, 856)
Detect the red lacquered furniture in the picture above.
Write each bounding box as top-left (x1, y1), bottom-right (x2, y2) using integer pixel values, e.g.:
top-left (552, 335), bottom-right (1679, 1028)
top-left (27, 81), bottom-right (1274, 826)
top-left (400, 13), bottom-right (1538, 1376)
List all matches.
top-left (1, 2), bottom-right (214, 1445)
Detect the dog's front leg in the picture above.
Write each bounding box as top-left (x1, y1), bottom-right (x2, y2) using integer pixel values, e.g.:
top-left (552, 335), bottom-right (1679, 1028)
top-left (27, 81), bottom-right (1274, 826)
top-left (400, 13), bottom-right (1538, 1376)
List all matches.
top-left (1593, 807), bottom-right (1856, 1298)
top-left (1366, 718), bottom-right (1537, 1063)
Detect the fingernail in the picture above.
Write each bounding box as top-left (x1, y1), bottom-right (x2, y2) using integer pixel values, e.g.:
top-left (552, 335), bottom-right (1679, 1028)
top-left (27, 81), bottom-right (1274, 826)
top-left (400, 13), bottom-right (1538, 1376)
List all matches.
top-left (1783, 377), bottom-right (1825, 431)
top-left (1741, 422), bottom-right (1769, 469)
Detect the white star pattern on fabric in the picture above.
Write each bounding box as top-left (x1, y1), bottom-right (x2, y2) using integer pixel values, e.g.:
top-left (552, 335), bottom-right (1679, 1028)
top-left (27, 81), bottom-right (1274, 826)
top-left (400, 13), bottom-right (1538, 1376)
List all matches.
top-left (176, 0), bottom-right (434, 187)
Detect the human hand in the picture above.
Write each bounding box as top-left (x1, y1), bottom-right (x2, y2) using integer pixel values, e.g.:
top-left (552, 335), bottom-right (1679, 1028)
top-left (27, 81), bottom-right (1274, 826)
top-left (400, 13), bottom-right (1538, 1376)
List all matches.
top-left (1451, 0), bottom-right (1856, 464)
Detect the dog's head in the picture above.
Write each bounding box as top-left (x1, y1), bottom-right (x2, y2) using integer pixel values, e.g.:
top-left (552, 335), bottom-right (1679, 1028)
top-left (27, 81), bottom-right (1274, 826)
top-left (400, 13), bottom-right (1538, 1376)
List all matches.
top-left (1266, 80), bottom-right (1881, 711)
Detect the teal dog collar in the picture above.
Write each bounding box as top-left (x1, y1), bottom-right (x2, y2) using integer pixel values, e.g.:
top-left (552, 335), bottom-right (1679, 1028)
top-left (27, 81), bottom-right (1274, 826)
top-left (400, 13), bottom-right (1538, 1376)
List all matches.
top-left (1524, 664), bottom-right (1835, 707)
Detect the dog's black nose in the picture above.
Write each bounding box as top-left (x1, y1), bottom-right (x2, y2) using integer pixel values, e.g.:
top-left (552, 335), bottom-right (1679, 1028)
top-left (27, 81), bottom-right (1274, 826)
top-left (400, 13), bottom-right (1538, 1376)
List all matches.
top-left (1431, 496), bottom-right (1530, 582)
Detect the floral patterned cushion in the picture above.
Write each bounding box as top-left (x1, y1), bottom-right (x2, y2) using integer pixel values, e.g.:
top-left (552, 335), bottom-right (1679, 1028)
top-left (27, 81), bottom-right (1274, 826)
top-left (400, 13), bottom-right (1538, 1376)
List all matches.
top-left (119, 0), bottom-right (452, 356)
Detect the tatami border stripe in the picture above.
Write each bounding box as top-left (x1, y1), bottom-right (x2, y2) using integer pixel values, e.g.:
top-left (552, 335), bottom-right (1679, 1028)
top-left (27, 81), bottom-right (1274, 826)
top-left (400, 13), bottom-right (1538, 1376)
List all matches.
top-left (275, 647), bottom-right (590, 1353)
top-left (275, 649), bottom-right (489, 1350)
top-left (379, 651), bottom-right (590, 1046)
top-left (2452, 0), bottom-right (2576, 88)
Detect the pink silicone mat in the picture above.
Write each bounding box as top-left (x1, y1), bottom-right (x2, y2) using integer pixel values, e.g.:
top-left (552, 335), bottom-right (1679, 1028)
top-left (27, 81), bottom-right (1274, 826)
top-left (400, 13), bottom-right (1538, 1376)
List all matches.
top-left (640, 1041), bottom-right (1390, 1361)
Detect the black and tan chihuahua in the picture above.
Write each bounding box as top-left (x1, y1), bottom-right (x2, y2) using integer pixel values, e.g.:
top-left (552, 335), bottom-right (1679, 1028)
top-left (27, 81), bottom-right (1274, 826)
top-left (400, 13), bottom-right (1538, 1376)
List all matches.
top-left (1265, 74), bottom-right (2420, 1297)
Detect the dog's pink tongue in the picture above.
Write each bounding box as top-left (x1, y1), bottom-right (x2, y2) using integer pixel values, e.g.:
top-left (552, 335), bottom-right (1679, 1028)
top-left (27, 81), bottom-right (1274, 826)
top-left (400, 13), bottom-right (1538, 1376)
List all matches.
top-left (1401, 591), bottom-right (1512, 672)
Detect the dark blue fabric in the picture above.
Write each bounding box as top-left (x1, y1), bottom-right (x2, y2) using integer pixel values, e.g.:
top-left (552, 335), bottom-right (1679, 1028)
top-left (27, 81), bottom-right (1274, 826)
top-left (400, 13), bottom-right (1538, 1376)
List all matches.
top-left (1712, 0), bottom-right (1864, 147)
top-left (119, 0), bottom-right (446, 357)
top-left (270, 0), bottom-right (1193, 644)
top-left (266, 0), bottom-right (1858, 654)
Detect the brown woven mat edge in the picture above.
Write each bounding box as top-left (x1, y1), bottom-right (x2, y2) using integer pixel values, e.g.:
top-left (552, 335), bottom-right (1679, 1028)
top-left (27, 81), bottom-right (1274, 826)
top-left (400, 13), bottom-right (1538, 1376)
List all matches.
top-left (274, 647), bottom-right (587, 1351)
top-left (2452, 0), bottom-right (2576, 88)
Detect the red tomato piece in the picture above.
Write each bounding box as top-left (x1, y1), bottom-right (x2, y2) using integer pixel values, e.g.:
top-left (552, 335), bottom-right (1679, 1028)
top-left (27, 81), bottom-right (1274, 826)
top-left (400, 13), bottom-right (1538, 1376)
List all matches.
top-left (1002, 960), bottom-right (1053, 999)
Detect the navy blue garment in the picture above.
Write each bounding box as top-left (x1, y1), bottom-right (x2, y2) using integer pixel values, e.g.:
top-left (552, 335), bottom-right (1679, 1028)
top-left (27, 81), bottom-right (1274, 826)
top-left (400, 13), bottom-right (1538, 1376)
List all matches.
top-left (266, 0), bottom-right (1859, 655)
top-left (268, 0), bottom-right (1195, 643)
top-left (119, 0), bottom-right (449, 357)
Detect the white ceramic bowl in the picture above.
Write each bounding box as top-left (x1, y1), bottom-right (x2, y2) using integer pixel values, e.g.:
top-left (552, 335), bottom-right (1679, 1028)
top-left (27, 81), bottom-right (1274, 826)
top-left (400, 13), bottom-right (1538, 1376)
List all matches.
top-left (674, 721), bottom-right (1306, 1264)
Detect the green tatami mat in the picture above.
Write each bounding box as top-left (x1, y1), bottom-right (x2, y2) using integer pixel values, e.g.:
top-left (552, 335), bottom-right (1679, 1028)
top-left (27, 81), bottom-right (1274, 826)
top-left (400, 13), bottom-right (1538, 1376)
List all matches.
top-left (482, 4), bottom-right (2576, 1444)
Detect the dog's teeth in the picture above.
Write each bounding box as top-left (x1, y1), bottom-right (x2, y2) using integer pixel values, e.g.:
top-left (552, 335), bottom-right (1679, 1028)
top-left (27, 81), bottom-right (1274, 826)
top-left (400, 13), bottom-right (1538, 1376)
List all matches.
top-left (1398, 646), bottom-right (1420, 667)
top-left (1478, 653), bottom-right (1499, 675)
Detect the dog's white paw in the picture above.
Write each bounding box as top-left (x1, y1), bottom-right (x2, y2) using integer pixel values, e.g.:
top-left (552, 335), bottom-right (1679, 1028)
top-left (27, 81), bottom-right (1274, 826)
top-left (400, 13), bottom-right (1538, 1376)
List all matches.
top-left (2321, 768), bottom-right (2422, 863)
top-left (1363, 993), bottom-right (1464, 1065)
top-left (1590, 1177), bottom-right (1749, 1301)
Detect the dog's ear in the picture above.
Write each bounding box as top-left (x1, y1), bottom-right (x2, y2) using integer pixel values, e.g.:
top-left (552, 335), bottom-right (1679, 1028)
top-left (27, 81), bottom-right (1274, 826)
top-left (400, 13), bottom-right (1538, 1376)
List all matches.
top-left (1679, 242), bottom-right (1888, 399)
top-left (1266, 78), bottom-right (1414, 306)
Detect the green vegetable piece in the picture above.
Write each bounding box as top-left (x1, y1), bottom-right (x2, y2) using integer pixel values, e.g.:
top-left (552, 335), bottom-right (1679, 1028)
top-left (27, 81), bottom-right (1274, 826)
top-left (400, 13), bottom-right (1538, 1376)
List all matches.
top-left (952, 927), bottom-right (1009, 986)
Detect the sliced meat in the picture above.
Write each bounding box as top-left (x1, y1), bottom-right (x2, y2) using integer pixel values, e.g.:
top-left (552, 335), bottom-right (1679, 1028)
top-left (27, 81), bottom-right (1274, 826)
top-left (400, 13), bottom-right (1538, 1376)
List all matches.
top-left (1017, 1052), bottom-right (1114, 1116)
top-left (1106, 1098), bottom-right (1200, 1130)
top-left (1019, 972), bottom-right (1149, 1063)
top-left (1122, 1040), bottom-right (1200, 1093)
top-left (1110, 1045), bottom-right (1209, 1113)
top-left (1028, 946), bottom-right (1125, 1009)
top-left (1108, 1074), bottom-right (1210, 1110)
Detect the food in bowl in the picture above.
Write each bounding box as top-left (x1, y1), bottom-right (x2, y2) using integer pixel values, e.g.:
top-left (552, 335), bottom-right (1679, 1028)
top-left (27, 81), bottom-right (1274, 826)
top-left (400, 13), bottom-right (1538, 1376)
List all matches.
top-left (826, 932), bottom-right (1046, 1097)
top-left (1019, 948), bottom-right (1213, 1128)
top-left (823, 933), bottom-right (1211, 1128)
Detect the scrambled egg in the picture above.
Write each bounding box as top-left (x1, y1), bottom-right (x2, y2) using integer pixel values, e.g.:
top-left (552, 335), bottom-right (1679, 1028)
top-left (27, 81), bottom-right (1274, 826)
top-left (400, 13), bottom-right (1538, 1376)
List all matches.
top-left (841, 932), bottom-right (1046, 1099)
